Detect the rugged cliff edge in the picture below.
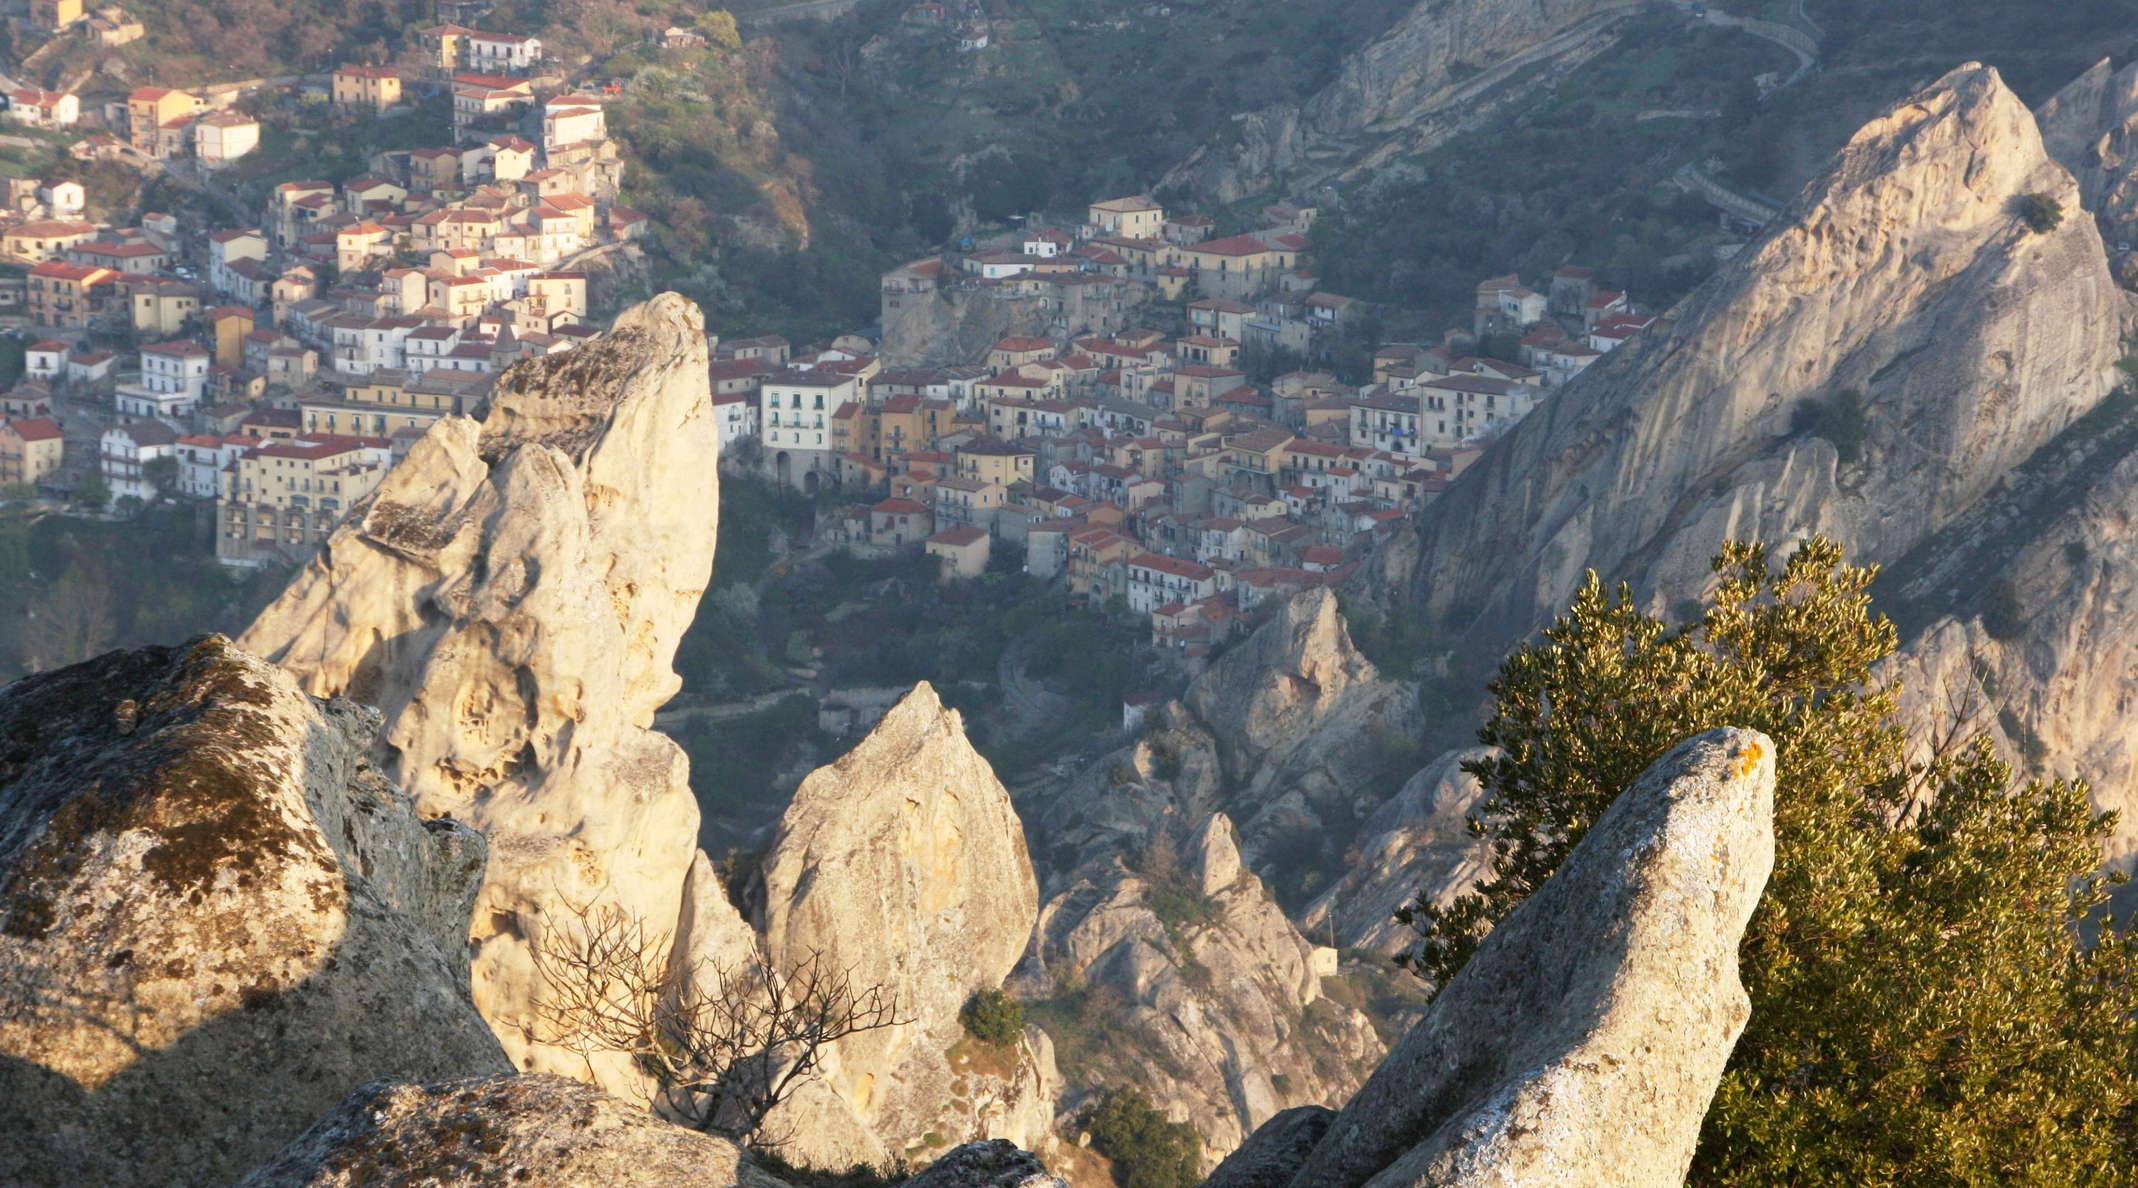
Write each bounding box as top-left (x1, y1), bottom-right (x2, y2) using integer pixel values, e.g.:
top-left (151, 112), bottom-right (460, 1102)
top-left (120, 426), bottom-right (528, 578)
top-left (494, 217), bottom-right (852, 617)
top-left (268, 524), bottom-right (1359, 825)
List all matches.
top-left (0, 638), bottom-right (511, 1187)
top-left (1403, 63), bottom-right (2127, 644)
top-left (239, 293), bottom-right (724, 1090)
top-left (1223, 728), bottom-right (1776, 1188)
top-left (1165, 0), bottom-right (1636, 201)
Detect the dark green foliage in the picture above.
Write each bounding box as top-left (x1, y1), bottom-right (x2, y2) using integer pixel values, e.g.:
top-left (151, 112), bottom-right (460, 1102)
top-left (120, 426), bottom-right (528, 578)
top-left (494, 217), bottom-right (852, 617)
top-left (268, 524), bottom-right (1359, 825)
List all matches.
top-left (1791, 389), bottom-right (1870, 464)
top-left (1979, 578), bottom-right (2026, 641)
top-left (1082, 1088), bottom-right (1201, 1188)
top-left (750, 1150), bottom-right (908, 1188)
top-left (958, 987), bottom-right (1026, 1048)
top-left (1396, 539), bottom-right (2138, 1181)
top-left (2018, 191), bottom-right (2065, 234)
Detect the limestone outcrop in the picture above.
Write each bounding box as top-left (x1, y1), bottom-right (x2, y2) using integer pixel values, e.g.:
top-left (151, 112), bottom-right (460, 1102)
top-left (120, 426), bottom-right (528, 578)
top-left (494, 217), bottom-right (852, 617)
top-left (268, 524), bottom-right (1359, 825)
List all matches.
top-left (0, 638), bottom-right (511, 1187)
top-left (1404, 64), bottom-right (2127, 645)
top-left (239, 1074), bottom-right (792, 1188)
top-left (239, 293), bottom-right (724, 1089)
top-left (759, 682), bottom-right (1054, 1166)
top-left (1275, 728), bottom-right (1775, 1187)
top-left (1165, 0), bottom-right (1636, 201)
top-left (1016, 812), bottom-right (1380, 1166)
top-left (1298, 748), bottom-right (1494, 957)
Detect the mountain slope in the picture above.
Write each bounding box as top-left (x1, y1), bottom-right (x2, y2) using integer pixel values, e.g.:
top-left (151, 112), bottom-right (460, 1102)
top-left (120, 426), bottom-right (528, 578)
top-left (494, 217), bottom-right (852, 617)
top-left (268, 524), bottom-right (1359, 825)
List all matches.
top-left (1401, 63), bottom-right (2127, 646)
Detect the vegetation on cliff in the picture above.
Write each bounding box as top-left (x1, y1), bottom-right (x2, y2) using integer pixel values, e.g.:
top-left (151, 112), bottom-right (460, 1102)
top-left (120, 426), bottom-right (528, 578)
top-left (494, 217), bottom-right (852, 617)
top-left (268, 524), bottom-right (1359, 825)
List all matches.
top-left (1398, 538), bottom-right (2138, 1180)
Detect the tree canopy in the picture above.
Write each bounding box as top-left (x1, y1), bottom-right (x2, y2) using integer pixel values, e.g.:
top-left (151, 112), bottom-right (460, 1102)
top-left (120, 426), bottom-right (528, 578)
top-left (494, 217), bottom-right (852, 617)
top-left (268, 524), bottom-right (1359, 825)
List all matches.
top-left (1397, 538), bottom-right (2138, 1182)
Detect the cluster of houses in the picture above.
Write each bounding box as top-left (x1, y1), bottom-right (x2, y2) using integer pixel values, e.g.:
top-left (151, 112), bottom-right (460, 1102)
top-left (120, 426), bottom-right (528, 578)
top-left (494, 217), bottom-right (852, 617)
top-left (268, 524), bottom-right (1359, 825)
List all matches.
top-left (0, 21), bottom-right (646, 568)
top-left (710, 195), bottom-right (1659, 651)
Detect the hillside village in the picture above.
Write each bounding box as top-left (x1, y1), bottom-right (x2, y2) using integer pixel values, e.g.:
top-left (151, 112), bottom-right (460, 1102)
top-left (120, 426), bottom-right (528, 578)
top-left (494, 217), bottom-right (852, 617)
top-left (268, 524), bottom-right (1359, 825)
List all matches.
top-left (0, 5), bottom-right (1657, 656)
top-left (724, 192), bottom-right (1653, 651)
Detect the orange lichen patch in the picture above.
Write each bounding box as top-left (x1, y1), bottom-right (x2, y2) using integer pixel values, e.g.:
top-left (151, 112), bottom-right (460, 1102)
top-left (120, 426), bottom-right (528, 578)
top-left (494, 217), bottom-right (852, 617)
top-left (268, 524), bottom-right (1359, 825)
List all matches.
top-left (1735, 738), bottom-right (1765, 778)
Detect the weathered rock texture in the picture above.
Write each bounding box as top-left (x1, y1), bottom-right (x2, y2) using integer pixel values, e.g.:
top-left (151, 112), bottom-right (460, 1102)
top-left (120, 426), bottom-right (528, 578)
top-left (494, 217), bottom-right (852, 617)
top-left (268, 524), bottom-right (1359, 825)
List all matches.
top-left (239, 1074), bottom-right (791, 1188)
top-left (1016, 812), bottom-right (1380, 1166)
top-left (759, 682), bottom-right (1055, 1166)
top-left (1282, 728), bottom-right (1775, 1188)
top-left (2035, 57), bottom-right (2138, 256)
top-left (1201, 1106), bottom-right (1335, 1188)
top-left (903, 1139), bottom-right (1067, 1188)
top-left (1299, 748), bottom-right (1494, 957)
top-left (1038, 590), bottom-right (1421, 879)
top-left (0, 638), bottom-right (511, 1187)
top-left (1165, 0), bottom-right (1637, 201)
top-left (1877, 391), bottom-right (2138, 868)
top-left (1405, 64), bottom-right (2126, 644)
top-left (239, 293), bottom-right (725, 1089)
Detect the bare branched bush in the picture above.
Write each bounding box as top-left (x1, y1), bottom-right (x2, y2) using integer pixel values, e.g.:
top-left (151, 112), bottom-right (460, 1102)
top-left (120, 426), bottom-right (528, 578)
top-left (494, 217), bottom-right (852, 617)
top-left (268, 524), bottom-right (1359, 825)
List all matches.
top-left (533, 901), bottom-right (910, 1145)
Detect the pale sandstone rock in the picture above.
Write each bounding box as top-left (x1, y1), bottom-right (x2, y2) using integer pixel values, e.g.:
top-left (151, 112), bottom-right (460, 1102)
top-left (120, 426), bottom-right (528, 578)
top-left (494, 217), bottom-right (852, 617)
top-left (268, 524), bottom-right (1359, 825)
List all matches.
top-left (1285, 729), bottom-right (1775, 1188)
top-left (2035, 57), bottom-right (2138, 254)
top-left (240, 293), bottom-right (727, 1091)
top-left (759, 682), bottom-right (1052, 1165)
top-left (0, 638), bottom-right (510, 1187)
top-left (1191, 812), bottom-right (1245, 897)
top-left (1405, 64), bottom-right (2127, 644)
top-left (239, 1074), bottom-right (791, 1187)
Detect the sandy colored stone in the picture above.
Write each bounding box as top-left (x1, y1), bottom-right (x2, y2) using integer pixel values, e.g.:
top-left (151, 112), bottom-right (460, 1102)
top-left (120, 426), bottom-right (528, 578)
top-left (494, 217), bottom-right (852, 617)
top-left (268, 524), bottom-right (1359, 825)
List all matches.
top-left (240, 293), bottom-right (730, 1092)
top-left (1286, 729), bottom-right (1775, 1188)
top-left (239, 1074), bottom-right (790, 1187)
top-left (0, 638), bottom-right (510, 1187)
top-left (759, 682), bottom-right (1052, 1165)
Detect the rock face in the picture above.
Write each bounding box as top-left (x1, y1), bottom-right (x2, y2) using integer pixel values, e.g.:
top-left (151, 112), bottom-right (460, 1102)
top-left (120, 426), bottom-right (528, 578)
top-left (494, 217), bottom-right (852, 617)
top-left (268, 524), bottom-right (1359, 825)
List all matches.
top-left (1017, 812), bottom-right (1381, 1166)
top-left (239, 1074), bottom-right (791, 1188)
top-left (239, 293), bottom-right (724, 1089)
top-left (2035, 57), bottom-right (2138, 255)
top-left (1201, 1106), bottom-right (1336, 1188)
top-left (0, 638), bottom-right (511, 1187)
top-left (1277, 728), bottom-right (1775, 1188)
top-left (1181, 589), bottom-right (1422, 869)
top-left (759, 682), bottom-right (1053, 1165)
top-left (1165, 0), bottom-right (1635, 201)
top-left (1298, 748), bottom-right (1494, 957)
top-left (1405, 64), bottom-right (2127, 645)
top-left (1878, 394), bottom-right (2138, 869)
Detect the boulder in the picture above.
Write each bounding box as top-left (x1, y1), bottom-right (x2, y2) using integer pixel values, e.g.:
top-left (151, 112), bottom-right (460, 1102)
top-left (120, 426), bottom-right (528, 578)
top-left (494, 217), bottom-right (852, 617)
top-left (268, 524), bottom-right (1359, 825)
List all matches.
top-left (906, 1139), bottom-right (1067, 1188)
top-left (240, 293), bottom-right (726, 1090)
top-left (1286, 728), bottom-right (1775, 1187)
top-left (238, 1074), bottom-right (790, 1187)
top-left (0, 638), bottom-right (510, 1187)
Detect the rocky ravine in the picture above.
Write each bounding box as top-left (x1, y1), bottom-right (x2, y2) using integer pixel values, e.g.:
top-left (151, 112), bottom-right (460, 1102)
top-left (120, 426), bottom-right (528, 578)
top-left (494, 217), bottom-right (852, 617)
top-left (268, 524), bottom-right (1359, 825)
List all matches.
top-left (240, 292), bottom-right (723, 1091)
top-left (1008, 590), bottom-right (1412, 1163)
top-left (0, 639), bottom-right (512, 1187)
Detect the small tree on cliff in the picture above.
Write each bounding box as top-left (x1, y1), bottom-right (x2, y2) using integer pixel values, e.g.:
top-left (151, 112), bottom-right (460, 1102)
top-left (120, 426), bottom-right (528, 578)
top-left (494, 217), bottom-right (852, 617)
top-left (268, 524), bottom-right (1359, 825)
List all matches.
top-left (1396, 538), bottom-right (2138, 1181)
top-left (534, 901), bottom-right (909, 1145)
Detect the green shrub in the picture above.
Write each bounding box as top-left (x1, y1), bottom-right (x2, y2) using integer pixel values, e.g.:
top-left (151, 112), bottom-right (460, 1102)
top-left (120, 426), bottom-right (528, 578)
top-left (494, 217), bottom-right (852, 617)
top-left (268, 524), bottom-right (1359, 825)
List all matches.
top-left (1082, 1088), bottom-right (1200, 1188)
top-left (959, 987), bottom-right (1025, 1047)
top-left (2017, 191), bottom-right (2063, 234)
top-left (1791, 389), bottom-right (1869, 464)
